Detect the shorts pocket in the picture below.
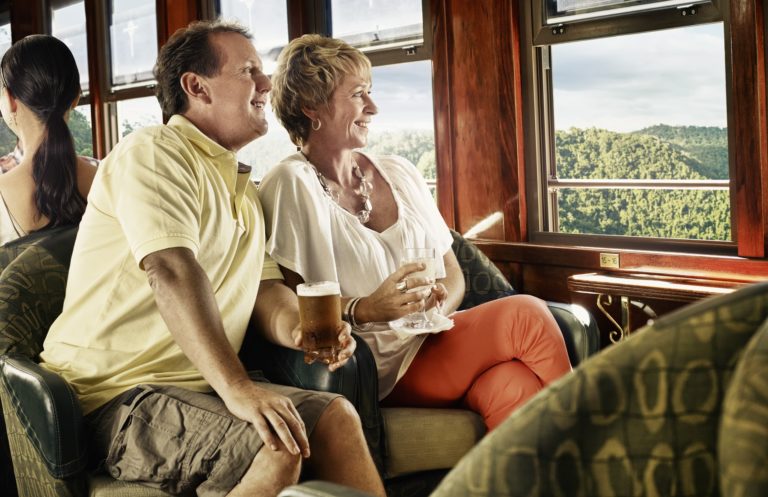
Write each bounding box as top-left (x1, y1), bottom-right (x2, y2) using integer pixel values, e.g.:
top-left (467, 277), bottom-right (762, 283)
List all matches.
top-left (105, 386), bottom-right (232, 494)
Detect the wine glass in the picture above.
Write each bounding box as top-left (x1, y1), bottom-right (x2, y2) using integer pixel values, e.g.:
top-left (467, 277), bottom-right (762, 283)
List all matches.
top-left (400, 247), bottom-right (436, 329)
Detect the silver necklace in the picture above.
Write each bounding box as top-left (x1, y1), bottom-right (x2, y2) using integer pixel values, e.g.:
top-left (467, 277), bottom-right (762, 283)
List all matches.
top-left (302, 152), bottom-right (373, 224)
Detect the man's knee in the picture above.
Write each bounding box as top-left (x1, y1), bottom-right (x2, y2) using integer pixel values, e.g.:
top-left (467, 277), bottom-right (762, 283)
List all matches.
top-left (316, 397), bottom-right (363, 436)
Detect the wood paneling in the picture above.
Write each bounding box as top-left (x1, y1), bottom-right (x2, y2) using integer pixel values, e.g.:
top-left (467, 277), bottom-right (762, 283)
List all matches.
top-left (729, 0), bottom-right (768, 258)
top-left (84, 0), bottom-right (108, 158)
top-left (157, 0), bottom-right (201, 47)
top-left (9, 0), bottom-right (44, 40)
top-left (432, 0), bottom-right (523, 240)
top-left (476, 240), bottom-right (768, 281)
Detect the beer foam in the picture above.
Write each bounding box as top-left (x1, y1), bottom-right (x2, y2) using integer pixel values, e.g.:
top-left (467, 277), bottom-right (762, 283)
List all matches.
top-left (297, 281), bottom-right (340, 297)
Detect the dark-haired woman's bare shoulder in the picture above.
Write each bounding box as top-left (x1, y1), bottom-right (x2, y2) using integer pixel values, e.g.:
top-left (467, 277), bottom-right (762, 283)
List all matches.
top-left (76, 155), bottom-right (99, 199)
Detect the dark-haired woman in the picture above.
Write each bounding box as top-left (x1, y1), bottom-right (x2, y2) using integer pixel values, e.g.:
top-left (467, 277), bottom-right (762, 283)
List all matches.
top-left (0, 34), bottom-right (96, 245)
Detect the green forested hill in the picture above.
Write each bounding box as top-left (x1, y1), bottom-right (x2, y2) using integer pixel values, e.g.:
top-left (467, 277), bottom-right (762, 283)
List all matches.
top-left (554, 125), bottom-right (730, 241)
top-left (633, 124), bottom-right (728, 179)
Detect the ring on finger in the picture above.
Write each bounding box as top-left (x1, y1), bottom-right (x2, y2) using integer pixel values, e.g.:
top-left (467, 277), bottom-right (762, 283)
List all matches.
top-left (396, 280), bottom-right (408, 293)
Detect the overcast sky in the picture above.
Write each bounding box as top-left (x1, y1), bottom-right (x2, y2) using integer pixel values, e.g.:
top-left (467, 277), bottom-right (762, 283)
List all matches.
top-left (552, 22), bottom-right (727, 132)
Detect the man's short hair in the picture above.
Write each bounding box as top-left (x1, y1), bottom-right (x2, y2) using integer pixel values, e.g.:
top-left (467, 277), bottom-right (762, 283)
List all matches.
top-left (154, 20), bottom-right (251, 117)
top-left (271, 34), bottom-right (371, 146)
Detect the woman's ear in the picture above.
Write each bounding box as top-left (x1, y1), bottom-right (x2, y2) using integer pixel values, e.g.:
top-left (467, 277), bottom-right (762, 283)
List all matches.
top-left (2, 87), bottom-right (18, 113)
top-left (180, 72), bottom-right (211, 105)
top-left (301, 106), bottom-right (318, 122)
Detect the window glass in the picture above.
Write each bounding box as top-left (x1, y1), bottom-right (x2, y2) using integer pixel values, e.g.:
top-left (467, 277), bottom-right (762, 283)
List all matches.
top-left (116, 97), bottom-right (162, 138)
top-left (109, 0), bottom-right (158, 86)
top-left (236, 102), bottom-right (295, 181)
top-left (216, 0), bottom-right (288, 75)
top-left (546, 0), bottom-right (705, 24)
top-left (69, 104), bottom-right (93, 157)
top-left (331, 0), bottom-right (423, 51)
top-left (51, 1), bottom-right (89, 91)
top-left (364, 60), bottom-right (436, 197)
top-left (549, 23), bottom-right (729, 240)
top-left (0, 18), bottom-right (16, 170)
top-left (0, 22), bottom-right (10, 59)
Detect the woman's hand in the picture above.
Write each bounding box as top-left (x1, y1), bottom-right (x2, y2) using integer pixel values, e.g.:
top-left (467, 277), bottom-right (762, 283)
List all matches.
top-left (425, 282), bottom-right (448, 315)
top-left (291, 321), bottom-right (356, 372)
top-left (355, 263), bottom-right (434, 323)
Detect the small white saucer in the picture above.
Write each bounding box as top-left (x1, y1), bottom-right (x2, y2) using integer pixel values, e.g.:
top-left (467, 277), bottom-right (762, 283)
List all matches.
top-left (389, 310), bottom-right (455, 336)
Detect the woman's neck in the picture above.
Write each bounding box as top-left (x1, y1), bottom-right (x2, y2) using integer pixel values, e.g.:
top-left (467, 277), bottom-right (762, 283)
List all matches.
top-left (301, 143), bottom-right (357, 188)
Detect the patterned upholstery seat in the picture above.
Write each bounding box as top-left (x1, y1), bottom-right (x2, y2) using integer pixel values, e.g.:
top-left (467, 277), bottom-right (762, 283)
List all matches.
top-left (278, 280), bottom-right (768, 497)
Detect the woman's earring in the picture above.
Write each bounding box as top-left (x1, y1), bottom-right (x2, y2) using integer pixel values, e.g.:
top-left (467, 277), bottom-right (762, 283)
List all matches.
top-left (311, 118), bottom-right (322, 131)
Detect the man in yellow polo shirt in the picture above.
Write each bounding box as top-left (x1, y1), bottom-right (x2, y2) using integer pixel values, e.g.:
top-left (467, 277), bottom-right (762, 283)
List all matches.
top-left (40, 20), bottom-right (385, 497)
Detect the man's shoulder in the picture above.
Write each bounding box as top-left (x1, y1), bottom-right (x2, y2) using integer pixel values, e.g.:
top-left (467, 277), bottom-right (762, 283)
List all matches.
top-left (115, 124), bottom-right (188, 151)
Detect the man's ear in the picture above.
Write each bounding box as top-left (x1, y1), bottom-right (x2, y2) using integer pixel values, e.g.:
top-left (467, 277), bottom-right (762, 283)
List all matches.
top-left (180, 72), bottom-right (211, 105)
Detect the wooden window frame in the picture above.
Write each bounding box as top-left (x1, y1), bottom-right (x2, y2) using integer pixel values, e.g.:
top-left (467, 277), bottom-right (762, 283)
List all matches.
top-left (519, 0), bottom-right (768, 258)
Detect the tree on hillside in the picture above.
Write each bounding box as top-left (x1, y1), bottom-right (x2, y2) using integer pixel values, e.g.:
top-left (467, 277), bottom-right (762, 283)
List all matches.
top-left (554, 125), bottom-right (731, 241)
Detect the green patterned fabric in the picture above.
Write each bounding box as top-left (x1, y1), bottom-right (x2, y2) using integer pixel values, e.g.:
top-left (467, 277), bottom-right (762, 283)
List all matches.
top-left (0, 226), bottom-right (77, 358)
top-left (719, 319), bottom-right (768, 496)
top-left (431, 281), bottom-right (768, 497)
top-left (450, 230), bottom-right (516, 310)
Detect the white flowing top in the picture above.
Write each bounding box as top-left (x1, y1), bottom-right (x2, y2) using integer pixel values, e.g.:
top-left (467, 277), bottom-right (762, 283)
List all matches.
top-left (0, 191), bottom-right (26, 246)
top-left (259, 152), bottom-right (453, 398)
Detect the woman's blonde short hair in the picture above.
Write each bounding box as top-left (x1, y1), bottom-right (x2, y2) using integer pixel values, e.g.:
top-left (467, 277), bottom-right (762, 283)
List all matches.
top-left (271, 34), bottom-right (371, 146)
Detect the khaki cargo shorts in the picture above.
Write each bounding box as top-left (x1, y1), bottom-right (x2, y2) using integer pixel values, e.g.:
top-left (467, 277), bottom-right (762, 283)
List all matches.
top-left (86, 379), bottom-right (340, 497)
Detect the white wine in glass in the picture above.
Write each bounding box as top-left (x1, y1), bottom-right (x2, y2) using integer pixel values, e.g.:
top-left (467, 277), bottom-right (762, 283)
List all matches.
top-left (401, 247), bottom-right (436, 329)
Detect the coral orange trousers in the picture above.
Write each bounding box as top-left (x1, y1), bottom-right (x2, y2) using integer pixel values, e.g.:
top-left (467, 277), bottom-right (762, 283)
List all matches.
top-left (383, 295), bottom-right (572, 430)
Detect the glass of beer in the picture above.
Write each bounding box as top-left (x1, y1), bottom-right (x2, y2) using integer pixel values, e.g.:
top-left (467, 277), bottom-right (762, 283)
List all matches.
top-left (401, 247), bottom-right (437, 329)
top-left (297, 281), bottom-right (342, 365)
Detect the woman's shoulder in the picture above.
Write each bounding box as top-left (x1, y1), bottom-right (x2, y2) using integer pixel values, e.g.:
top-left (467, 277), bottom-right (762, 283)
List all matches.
top-left (365, 153), bottom-right (420, 177)
top-left (260, 152), bottom-right (317, 188)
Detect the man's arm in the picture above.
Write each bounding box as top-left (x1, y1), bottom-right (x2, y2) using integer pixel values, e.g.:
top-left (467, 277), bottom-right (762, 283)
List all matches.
top-left (142, 247), bottom-right (310, 457)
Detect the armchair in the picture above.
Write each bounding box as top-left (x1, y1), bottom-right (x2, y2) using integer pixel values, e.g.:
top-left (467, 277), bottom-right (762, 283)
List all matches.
top-left (243, 231), bottom-right (599, 496)
top-left (279, 280), bottom-right (768, 497)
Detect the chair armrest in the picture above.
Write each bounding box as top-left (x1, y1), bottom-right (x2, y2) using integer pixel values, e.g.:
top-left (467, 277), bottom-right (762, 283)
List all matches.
top-left (0, 354), bottom-right (87, 478)
top-left (546, 302), bottom-right (600, 366)
top-left (279, 481), bottom-right (376, 497)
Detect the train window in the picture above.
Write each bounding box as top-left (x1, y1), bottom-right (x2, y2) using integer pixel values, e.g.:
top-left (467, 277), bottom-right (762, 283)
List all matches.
top-left (0, 13), bottom-right (10, 155)
top-left (108, 0), bottom-right (158, 87)
top-left (331, 0), bottom-right (424, 53)
top-left (365, 61), bottom-right (436, 197)
top-left (70, 105), bottom-right (94, 157)
top-left (545, 0), bottom-right (709, 24)
top-left (116, 97), bottom-right (162, 138)
top-left (50, 0), bottom-right (89, 92)
top-left (0, 18), bottom-right (10, 58)
top-left (215, 0), bottom-right (289, 75)
top-left (215, 0), bottom-right (292, 179)
top-left (521, 0), bottom-right (734, 252)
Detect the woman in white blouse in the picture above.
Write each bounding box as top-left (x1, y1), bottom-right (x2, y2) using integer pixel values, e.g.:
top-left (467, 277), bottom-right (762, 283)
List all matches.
top-left (260, 34), bottom-right (571, 430)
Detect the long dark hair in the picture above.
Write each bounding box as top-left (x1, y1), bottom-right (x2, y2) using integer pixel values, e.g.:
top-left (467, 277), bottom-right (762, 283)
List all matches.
top-left (1, 35), bottom-right (83, 228)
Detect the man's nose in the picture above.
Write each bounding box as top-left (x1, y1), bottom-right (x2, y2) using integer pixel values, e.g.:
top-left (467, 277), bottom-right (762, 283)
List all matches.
top-left (255, 73), bottom-right (272, 94)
